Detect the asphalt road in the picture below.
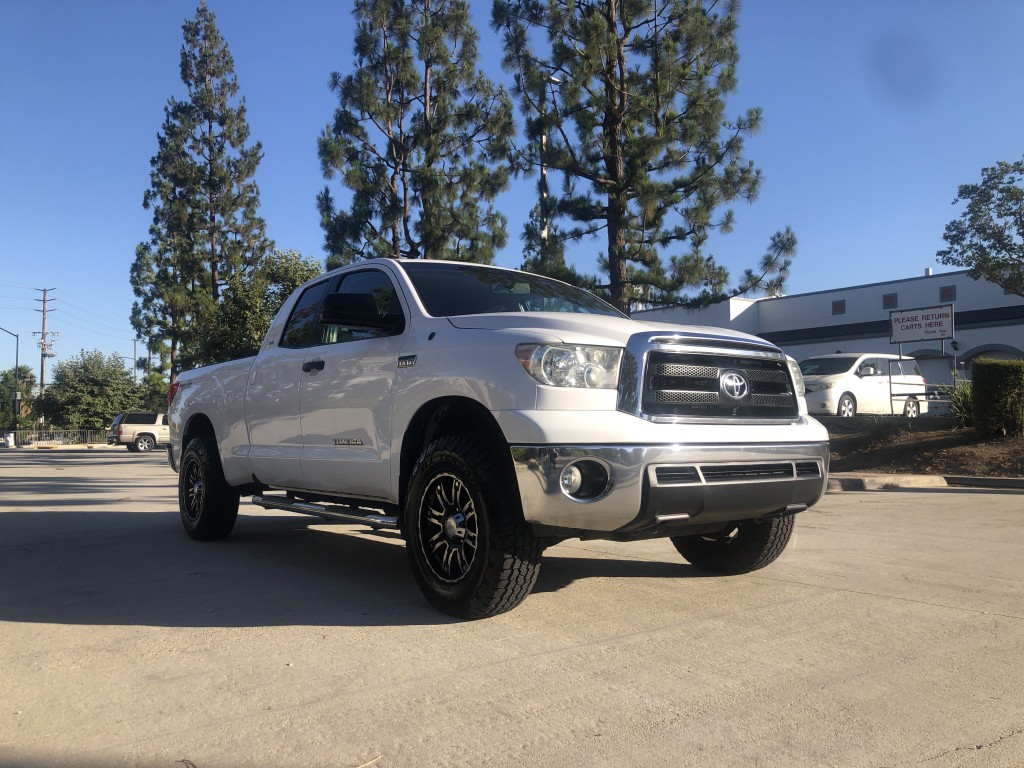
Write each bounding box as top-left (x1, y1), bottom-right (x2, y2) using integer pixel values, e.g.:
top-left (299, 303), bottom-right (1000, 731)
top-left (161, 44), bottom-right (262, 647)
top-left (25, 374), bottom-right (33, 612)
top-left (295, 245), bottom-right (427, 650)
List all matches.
top-left (2, 449), bottom-right (1022, 768)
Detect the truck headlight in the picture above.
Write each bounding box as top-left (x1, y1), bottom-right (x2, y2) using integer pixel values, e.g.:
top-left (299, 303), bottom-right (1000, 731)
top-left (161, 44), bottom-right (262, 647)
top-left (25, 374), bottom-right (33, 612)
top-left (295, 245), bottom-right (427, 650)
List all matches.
top-left (516, 344), bottom-right (623, 389)
top-left (787, 358), bottom-right (806, 395)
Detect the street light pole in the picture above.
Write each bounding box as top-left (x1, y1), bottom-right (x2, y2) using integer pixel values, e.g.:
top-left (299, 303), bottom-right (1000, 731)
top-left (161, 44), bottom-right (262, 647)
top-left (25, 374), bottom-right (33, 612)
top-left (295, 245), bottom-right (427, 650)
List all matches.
top-left (0, 325), bottom-right (19, 431)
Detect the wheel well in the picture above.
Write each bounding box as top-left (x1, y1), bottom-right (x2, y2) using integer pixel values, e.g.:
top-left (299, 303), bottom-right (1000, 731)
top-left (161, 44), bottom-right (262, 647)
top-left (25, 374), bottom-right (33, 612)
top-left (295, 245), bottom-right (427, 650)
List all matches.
top-left (399, 397), bottom-right (508, 510)
top-left (181, 413), bottom-right (216, 450)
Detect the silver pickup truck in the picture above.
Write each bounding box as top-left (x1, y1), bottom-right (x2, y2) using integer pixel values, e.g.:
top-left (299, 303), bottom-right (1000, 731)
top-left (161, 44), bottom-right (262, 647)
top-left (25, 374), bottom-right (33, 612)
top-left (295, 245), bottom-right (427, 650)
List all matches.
top-left (168, 259), bottom-right (829, 618)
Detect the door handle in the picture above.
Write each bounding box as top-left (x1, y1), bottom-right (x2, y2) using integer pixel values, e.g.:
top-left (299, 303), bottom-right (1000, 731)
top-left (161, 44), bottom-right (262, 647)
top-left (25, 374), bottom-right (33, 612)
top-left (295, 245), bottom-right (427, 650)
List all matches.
top-left (302, 360), bottom-right (326, 373)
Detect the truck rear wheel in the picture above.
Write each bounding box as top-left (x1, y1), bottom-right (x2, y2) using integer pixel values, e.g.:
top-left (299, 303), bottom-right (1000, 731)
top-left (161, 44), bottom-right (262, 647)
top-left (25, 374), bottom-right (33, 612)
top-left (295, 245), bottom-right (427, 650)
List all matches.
top-left (404, 435), bottom-right (542, 619)
top-left (179, 436), bottom-right (239, 541)
top-left (134, 434), bottom-right (156, 452)
top-left (671, 515), bottom-right (794, 575)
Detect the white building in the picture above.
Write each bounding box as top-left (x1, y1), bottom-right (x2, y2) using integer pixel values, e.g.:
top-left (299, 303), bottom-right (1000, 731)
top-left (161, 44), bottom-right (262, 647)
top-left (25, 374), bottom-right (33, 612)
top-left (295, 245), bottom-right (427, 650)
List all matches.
top-left (636, 269), bottom-right (1024, 387)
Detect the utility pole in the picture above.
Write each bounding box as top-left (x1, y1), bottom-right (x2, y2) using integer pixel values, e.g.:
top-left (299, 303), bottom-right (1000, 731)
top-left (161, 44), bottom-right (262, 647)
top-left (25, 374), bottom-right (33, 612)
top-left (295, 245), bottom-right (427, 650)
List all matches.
top-left (34, 288), bottom-right (59, 398)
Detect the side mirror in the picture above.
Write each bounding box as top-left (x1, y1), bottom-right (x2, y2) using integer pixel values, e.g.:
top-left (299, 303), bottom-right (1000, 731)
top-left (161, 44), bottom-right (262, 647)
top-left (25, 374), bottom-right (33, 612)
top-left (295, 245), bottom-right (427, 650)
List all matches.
top-left (318, 292), bottom-right (404, 334)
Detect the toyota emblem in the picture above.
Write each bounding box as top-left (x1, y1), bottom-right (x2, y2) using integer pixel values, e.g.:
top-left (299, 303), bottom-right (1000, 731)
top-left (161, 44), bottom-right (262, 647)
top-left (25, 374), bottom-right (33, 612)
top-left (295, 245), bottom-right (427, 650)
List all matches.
top-left (720, 371), bottom-right (749, 400)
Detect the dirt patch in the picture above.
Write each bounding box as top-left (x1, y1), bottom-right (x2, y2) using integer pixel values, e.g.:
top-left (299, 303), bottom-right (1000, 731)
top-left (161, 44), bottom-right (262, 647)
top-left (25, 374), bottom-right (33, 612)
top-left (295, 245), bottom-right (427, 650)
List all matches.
top-left (824, 416), bottom-right (1024, 477)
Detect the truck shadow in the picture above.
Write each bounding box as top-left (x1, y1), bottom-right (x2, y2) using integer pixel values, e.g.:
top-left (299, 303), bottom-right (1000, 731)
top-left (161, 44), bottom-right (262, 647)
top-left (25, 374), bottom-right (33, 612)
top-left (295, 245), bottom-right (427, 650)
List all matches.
top-left (0, 509), bottom-right (698, 628)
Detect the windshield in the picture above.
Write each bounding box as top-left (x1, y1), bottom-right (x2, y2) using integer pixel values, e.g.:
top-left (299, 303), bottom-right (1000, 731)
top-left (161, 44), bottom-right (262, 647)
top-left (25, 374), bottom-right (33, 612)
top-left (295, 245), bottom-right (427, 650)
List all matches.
top-left (401, 262), bottom-right (625, 318)
top-left (799, 356), bottom-right (858, 376)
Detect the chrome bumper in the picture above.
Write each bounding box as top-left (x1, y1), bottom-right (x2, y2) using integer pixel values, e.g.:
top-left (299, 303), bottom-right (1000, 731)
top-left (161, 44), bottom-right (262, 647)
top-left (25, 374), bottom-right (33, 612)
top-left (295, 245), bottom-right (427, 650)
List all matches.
top-left (511, 442), bottom-right (829, 535)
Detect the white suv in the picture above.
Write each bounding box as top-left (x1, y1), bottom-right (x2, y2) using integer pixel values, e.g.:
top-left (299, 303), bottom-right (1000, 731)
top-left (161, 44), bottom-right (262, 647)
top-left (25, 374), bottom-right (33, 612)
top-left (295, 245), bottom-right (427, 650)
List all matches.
top-left (799, 353), bottom-right (928, 418)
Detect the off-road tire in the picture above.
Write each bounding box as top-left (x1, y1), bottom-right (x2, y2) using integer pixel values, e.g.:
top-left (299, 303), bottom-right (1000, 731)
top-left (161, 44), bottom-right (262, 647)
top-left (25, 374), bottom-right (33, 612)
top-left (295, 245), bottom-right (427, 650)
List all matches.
top-left (404, 434), bottom-right (542, 619)
top-left (134, 434), bottom-right (156, 452)
top-left (671, 515), bottom-right (795, 575)
top-left (179, 436), bottom-right (239, 541)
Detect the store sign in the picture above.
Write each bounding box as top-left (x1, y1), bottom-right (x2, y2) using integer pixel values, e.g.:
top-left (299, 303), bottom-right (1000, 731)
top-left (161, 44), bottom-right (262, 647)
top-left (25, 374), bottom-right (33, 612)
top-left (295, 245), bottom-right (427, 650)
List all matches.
top-left (889, 304), bottom-right (954, 343)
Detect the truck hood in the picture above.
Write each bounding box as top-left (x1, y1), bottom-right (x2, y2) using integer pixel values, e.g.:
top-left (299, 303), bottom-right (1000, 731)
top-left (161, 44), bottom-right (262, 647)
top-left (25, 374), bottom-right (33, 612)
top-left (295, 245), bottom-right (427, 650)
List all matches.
top-left (445, 313), bottom-right (776, 349)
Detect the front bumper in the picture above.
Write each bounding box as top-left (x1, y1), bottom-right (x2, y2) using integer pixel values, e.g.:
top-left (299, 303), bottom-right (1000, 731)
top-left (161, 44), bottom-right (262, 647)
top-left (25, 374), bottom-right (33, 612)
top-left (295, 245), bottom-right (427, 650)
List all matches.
top-left (511, 442), bottom-right (829, 538)
top-left (804, 389), bottom-right (840, 415)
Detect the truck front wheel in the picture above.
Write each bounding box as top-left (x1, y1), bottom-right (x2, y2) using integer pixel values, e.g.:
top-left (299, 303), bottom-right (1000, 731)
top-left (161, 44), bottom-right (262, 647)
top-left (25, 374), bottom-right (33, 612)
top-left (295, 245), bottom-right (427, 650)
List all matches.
top-left (404, 435), bottom-right (542, 619)
top-left (671, 515), bottom-right (794, 575)
top-left (179, 436), bottom-right (239, 541)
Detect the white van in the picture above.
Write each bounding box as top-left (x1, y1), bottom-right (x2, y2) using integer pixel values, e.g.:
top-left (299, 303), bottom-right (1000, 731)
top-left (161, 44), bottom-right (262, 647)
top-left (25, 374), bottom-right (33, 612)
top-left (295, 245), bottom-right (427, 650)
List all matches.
top-left (799, 353), bottom-right (928, 417)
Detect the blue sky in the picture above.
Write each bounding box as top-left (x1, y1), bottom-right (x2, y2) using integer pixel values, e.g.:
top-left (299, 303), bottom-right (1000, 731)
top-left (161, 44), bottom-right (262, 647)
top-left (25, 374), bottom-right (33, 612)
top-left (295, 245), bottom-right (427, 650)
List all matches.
top-left (2, 0), bottom-right (1024, 381)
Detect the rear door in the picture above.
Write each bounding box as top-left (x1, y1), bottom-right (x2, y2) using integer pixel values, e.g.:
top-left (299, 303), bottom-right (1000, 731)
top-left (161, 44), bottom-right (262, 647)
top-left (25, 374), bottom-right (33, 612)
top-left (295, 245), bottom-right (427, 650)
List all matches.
top-left (299, 268), bottom-right (408, 499)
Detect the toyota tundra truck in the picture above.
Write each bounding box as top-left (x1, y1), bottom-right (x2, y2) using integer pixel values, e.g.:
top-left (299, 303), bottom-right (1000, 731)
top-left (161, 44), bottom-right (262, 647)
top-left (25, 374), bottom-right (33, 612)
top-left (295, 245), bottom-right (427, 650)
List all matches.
top-left (167, 259), bottom-right (829, 619)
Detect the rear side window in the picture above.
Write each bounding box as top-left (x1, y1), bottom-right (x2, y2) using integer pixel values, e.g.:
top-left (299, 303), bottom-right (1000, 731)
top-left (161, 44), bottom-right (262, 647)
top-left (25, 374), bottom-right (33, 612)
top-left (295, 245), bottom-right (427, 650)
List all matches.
top-left (124, 413), bottom-right (158, 424)
top-left (280, 281), bottom-right (330, 348)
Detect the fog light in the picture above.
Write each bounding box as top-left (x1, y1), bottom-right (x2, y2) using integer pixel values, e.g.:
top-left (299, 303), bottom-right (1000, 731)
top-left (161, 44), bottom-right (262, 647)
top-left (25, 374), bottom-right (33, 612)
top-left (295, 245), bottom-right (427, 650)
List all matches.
top-left (558, 460), bottom-right (611, 501)
top-left (560, 465), bottom-right (583, 494)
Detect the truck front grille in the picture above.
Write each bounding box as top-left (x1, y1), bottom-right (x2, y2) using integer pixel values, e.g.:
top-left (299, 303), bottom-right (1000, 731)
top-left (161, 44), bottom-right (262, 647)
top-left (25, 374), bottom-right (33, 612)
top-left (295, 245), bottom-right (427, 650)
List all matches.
top-left (642, 351), bottom-right (798, 419)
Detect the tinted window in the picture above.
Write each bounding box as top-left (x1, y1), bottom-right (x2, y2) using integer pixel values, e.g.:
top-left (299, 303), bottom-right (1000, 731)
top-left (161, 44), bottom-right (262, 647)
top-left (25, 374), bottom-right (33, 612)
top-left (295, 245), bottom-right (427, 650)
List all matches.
top-left (857, 358), bottom-right (883, 376)
top-left (897, 360), bottom-right (923, 377)
top-left (799, 357), bottom-right (858, 376)
top-left (280, 281), bottom-right (330, 348)
top-left (317, 270), bottom-right (405, 345)
top-left (402, 262), bottom-right (623, 318)
top-left (124, 412), bottom-right (157, 424)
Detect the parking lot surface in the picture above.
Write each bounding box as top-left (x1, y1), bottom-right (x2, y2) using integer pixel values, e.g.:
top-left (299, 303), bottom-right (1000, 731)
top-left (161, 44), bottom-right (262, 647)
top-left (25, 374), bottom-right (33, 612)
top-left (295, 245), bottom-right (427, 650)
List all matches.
top-left (1, 450), bottom-right (1022, 768)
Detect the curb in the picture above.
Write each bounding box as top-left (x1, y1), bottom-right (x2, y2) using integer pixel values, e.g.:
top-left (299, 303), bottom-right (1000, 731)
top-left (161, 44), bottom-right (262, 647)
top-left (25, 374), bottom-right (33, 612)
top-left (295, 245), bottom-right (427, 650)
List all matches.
top-left (827, 473), bottom-right (1023, 493)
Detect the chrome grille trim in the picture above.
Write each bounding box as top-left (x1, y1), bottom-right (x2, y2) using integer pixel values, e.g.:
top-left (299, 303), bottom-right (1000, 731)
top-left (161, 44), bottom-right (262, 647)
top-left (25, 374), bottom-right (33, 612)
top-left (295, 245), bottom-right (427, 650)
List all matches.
top-left (617, 331), bottom-right (800, 421)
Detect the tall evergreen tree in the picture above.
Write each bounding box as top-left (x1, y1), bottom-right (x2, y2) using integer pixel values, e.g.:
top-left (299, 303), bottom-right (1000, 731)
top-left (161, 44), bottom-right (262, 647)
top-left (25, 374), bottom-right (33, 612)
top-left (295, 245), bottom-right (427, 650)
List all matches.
top-left (318, 0), bottom-right (515, 267)
top-left (131, 1), bottom-right (271, 379)
top-left (493, 0), bottom-right (795, 314)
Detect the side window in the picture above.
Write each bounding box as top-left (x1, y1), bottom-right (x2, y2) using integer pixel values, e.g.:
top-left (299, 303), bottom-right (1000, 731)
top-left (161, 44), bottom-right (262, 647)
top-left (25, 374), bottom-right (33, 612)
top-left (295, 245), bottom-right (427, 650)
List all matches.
top-left (280, 281), bottom-right (330, 348)
top-left (318, 270), bottom-right (405, 345)
top-left (899, 360), bottom-right (922, 377)
top-left (161, 414), bottom-right (169, 425)
top-left (858, 358), bottom-right (880, 377)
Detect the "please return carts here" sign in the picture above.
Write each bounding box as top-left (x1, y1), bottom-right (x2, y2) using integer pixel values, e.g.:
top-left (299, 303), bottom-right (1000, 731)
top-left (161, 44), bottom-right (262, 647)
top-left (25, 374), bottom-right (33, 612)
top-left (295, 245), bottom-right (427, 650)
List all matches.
top-left (889, 304), bottom-right (954, 344)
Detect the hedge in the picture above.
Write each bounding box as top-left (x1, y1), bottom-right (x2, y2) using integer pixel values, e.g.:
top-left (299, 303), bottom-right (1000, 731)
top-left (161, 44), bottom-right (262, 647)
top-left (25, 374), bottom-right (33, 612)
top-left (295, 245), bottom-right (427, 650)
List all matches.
top-left (971, 358), bottom-right (1024, 437)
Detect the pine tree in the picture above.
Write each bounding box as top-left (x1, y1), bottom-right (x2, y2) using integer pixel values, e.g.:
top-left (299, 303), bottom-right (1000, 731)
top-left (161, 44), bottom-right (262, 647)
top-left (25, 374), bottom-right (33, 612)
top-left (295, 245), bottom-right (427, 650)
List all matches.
top-left (131, 1), bottom-right (271, 379)
top-left (493, 0), bottom-right (794, 314)
top-left (318, 0), bottom-right (514, 266)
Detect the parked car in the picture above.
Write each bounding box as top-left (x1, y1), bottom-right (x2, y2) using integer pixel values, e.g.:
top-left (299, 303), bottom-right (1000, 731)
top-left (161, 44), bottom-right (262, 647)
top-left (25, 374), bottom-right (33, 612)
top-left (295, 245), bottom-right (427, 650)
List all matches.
top-left (108, 412), bottom-right (170, 452)
top-left (799, 353), bottom-right (928, 417)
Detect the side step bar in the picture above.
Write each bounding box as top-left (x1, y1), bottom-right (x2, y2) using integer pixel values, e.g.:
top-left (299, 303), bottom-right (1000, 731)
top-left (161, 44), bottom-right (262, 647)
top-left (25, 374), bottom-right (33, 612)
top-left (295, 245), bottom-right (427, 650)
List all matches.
top-left (251, 494), bottom-right (399, 530)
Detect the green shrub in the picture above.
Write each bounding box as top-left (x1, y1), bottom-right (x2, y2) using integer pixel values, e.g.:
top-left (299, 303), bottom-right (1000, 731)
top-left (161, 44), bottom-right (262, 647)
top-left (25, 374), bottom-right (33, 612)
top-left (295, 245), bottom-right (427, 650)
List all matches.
top-left (939, 379), bottom-right (974, 428)
top-left (971, 359), bottom-right (1024, 437)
